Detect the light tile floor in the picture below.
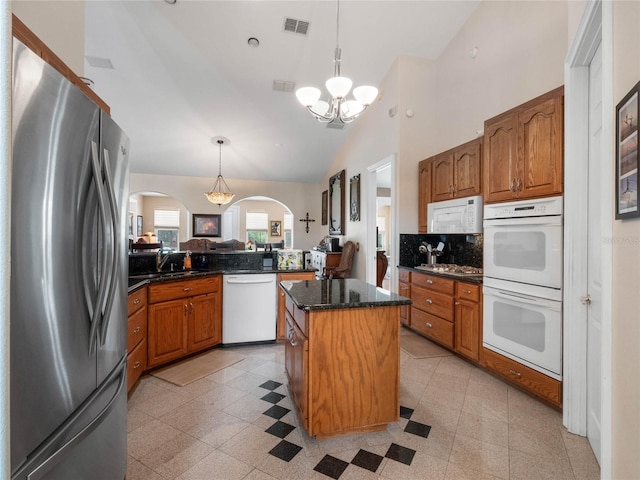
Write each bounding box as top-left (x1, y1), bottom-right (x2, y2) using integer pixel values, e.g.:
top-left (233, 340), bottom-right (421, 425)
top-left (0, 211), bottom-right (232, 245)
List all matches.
top-left (126, 329), bottom-right (600, 480)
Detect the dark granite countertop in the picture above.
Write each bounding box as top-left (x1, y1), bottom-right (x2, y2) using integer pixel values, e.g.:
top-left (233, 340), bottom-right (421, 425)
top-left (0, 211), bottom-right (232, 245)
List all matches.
top-left (281, 278), bottom-right (412, 311)
top-left (127, 268), bottom-right (316, 294)
top-left (398, 265), bottom-right (483, 285)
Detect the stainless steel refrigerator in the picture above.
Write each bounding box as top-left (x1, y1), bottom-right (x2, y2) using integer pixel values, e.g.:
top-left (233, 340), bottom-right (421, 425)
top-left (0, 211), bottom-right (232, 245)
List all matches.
top-left (11, 39), bottom-right (129, 479)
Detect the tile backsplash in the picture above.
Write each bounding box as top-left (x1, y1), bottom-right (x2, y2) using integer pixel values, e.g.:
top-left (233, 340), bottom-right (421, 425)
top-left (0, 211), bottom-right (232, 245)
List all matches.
top-left (399, 234), bottom-right (483, 268)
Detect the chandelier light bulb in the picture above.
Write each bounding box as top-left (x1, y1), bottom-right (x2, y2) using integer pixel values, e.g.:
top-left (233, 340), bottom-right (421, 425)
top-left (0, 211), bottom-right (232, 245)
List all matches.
top-left (311, 100), bottom-right (330, 117)
top-left (353, 85), bottom-right (378, 106)
top-left (325, 76), bottom-right (352, 98)
top-left (295, 87), bottom-right (321, 107)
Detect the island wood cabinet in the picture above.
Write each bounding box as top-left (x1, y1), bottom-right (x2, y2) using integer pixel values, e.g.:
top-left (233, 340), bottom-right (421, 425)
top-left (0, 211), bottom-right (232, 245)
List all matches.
top-left (277, 272), bottom-right (316, 340)
top-left (483, 86), bottom-right (563, 204)
top-left (284, 294), bottom-right (400, 438)
top-left (147, 276), bottom-right (222, 368)
top-left (127, 287), bottom-right (148, 393)
top-left (431, 138), bottom-right (483, 202)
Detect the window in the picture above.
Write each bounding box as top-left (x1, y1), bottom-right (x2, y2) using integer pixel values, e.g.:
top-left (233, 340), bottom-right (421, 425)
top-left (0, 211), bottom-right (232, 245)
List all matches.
top-left (283, 213), bottom-right (293, 248)
top-left (246, 211), bottom-right (268, 244)
top-left (154, 208), bottom-right (180, 250)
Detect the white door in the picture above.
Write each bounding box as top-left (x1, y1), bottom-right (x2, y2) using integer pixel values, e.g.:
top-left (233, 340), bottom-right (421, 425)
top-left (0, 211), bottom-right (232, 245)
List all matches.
top-left (586, 41), bottom-right (603, 463)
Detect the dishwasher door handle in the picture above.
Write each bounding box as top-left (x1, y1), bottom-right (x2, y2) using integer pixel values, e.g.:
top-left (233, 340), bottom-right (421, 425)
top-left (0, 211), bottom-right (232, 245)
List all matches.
top-left (225, 277), bottom-right (274, 285)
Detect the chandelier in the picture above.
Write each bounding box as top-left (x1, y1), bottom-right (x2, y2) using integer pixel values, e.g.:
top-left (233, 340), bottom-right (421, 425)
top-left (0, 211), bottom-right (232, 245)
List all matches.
top-left (204, 136), bottom-right (235, 205)
top-left (295, 0), bottom-right (378, 124)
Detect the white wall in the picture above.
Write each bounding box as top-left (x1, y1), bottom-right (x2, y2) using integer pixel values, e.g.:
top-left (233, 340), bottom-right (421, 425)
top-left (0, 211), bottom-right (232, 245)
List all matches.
top-left (610, 2), bottom-right (640, 477)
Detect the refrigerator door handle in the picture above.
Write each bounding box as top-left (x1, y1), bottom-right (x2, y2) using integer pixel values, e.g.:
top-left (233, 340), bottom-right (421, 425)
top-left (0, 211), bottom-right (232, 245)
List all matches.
top-left (13, 358), bottom-right (126, 480)
top-left (88, 141), bottom-right (109, 354)
top-left (98, 147), bottom-right (120, 345)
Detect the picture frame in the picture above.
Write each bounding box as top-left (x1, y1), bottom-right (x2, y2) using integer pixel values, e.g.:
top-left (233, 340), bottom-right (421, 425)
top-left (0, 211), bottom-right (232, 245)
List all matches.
top-left (616, 80), bottom-right (640, 219)
top-left (136, 215), bottom-right (143, 237)
top-left (271, 220), bottom-right (282, 236)
top-left (321, 190), bottom-right (328, 225)
top-left (350, 174), bottom-right (360, 222)
top-left (192, 213), bottom-right (221, 237)
top-left (128, 211), bottom-right (134, 236)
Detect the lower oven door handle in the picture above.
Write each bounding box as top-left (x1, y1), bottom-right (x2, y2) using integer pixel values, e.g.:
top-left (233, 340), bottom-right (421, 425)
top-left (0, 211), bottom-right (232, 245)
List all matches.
top-left (486, 288), bottom-right (561, 311)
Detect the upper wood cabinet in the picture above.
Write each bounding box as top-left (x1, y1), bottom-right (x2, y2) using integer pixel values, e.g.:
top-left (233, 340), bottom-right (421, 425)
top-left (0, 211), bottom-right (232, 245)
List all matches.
top-left (483, 86), bottom-right (563, 203)
top-left (431, 138), bottom-right (482, 202)
top-left (417, 159), bottom-right (431, 233)
top-left (12, 14), bottom-right (110, 114)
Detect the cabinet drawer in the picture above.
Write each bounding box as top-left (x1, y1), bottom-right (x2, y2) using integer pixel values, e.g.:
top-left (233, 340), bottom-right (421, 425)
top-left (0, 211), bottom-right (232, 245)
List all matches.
top-left (411, 285), bottom-right (454, 321)
top-left (410, 308), bottom-right (453, 349)
top-left (398, 269), bottom-right (410, 283)
top-left (127, 338), bottom-right (147, 393)
top-left (148, 276), bottom-right (220, 303)
top-left (285, 293), bottom-right (307, 335)
top-left (127, 306), bottom-right (147, 352)
top-left (455, 282), bottom-right (480, 303)
top-left (128, 287), bottom-right (147, 316)
top-left (483, 348), bottom-right (561, 407)
top-left (411, 273), bottom-right (454, 294)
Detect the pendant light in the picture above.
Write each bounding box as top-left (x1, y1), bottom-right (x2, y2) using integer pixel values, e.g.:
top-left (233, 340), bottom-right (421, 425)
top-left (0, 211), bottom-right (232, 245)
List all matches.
top-left (295, 0), bottom-right (378, 124)
top-left (204, 136), bottom-right (235, 205)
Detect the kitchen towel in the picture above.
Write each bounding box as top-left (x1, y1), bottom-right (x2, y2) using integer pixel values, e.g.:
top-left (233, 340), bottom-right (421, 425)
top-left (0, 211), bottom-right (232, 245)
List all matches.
top-left (400, 332), bottom-right (452, 359)
top-left (150, 349), bottom-right (245, 386)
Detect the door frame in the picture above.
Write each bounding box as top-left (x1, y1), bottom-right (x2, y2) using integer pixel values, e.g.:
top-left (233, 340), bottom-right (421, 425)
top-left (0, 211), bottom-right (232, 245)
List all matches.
top-left (366, 155), bottom-right (396, 289)
top-left (564, 0), bottom-right (612, 475)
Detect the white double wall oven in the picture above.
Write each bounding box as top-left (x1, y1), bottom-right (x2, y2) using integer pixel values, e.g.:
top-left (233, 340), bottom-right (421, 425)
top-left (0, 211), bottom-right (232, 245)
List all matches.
top-left (482, 196), bottom-right (564, 381)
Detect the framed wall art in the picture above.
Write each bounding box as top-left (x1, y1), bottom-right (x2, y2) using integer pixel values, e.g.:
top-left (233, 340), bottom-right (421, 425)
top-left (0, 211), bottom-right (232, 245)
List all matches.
top-left (321, 190), bottom-right (328, 225)
top-left (271, 220), bottom-right (282, 236)
top-left (350, 174), bottom-right (360, 222)
top-left (193, 213), bottom-right (221, 237)
top-left (616, 80), bottom-right (639, 219)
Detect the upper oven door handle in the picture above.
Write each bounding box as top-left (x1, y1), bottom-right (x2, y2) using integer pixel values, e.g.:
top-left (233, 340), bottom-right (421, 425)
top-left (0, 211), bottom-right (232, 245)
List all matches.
top-left (483, 216), bottom-right (562, 227)
top-left (484, 286), bottom-right (562, 311)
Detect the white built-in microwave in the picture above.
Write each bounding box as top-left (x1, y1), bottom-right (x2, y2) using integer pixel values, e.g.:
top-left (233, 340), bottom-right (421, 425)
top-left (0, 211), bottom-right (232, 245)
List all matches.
top-left (427, 195), bottom-right (483, 234)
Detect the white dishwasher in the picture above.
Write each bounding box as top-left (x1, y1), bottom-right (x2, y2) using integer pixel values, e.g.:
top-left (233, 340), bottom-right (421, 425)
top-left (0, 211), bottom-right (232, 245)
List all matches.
top-left (222, 273), bottom-right (277, 344)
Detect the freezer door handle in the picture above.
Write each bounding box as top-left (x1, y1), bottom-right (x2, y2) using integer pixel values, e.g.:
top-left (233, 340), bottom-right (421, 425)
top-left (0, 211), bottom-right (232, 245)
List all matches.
top-left (13, 358), bottom-right (126, 480)
top-left (225, 277), bottom-right (274, 285)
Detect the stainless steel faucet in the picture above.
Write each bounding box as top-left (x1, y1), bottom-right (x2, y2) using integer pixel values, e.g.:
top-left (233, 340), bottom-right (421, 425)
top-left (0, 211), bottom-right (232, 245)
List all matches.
top-left (156, 251), bottom-right (171, 272)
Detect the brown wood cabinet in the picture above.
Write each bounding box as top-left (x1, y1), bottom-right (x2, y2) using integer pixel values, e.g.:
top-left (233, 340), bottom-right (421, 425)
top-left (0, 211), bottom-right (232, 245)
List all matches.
top-left (454, 282), bottom-right (482, 362)
top-left (12, 14), bottom-right (110, 114)
top-left (483, 86), bottom-right (564, 203)
top-left (127, 287), bottom-right (148, 393)
top-left (483, 347), bottom-right (562, 408)
top-left (276, 272), bottom-right (315, 340)
top-left (431, 138), bottom-right (483, 202)
top-left (410, 273), bottom-right (455, 349)
top-left (147, 276), bottom-right (222, 368)
top-left (398, 269), bottom-right (411, 327)
top-left (418, 159), bottom-right (432, 233)
top-left (284, 294), bottom-right (400, 438)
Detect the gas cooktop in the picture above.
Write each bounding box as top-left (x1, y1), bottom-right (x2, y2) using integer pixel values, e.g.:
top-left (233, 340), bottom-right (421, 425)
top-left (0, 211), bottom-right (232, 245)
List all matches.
top-left (414, 264), bottom-right (483, 276)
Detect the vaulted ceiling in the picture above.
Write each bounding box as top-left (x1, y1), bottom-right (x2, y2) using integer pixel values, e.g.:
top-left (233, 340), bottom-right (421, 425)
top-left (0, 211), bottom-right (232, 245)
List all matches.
top-left (85, 1), bottom-right (480, 184)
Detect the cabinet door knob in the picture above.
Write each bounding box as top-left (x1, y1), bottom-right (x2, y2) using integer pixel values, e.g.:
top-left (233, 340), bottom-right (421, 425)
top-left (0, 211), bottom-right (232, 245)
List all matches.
top-left (516, 177), bottom-right (522, 191)
top-left (463, 289), bottom-right (471, 294)
top-left (425, 322), bottom-right (433, 328)
top-left (133, 361), bottom-right (141, 369)
top-left (184, 304), bottom-right (188, 315)
top-left (183, 287), bottom-right (193, 292)
top-left (133, 298), bottom-right (141, 305)
top-left (510, 179), bottom-right (516, 192)
top-left (426, 279), bottom-right (433, 284)
top-left (509, 369), bottom-right (522, 378)
top-left (133, 326), bottom-right (141, 333)
top-left (426, 298), bottom-right (433, 305)
top-left (455, 301), bottom-right (460, 305)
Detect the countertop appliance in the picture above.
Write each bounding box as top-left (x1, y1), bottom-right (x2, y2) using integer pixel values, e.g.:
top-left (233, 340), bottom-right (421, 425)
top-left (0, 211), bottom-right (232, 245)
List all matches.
top-left (427, 195), bottom-right (483, 234)
top-left (11, 40), bottom-right (129, 479)
top-left (222, 273), bottom-right (277, 344)
top-left (482, 196), bottom-right (563, 380)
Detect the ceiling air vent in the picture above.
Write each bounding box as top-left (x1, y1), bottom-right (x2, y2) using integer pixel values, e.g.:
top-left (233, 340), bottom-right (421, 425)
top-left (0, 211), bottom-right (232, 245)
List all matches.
top-left (283, 17), bottom-right (310, 36)
top-left (272, 80), bottom-right (296, 93)
top-left (326, 122), bottom-right (344, 130)
top-left (85, 56), bottom-right (114, 69)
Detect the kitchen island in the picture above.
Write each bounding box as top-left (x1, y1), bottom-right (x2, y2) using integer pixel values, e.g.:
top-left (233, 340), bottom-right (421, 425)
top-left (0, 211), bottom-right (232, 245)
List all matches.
top-left (280, 278), bottom-right (411, 439)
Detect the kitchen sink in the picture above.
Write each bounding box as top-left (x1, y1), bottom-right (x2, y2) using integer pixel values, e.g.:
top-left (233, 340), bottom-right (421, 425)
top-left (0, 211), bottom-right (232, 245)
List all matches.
top-left (129, 270), bottom-right (207, 280)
